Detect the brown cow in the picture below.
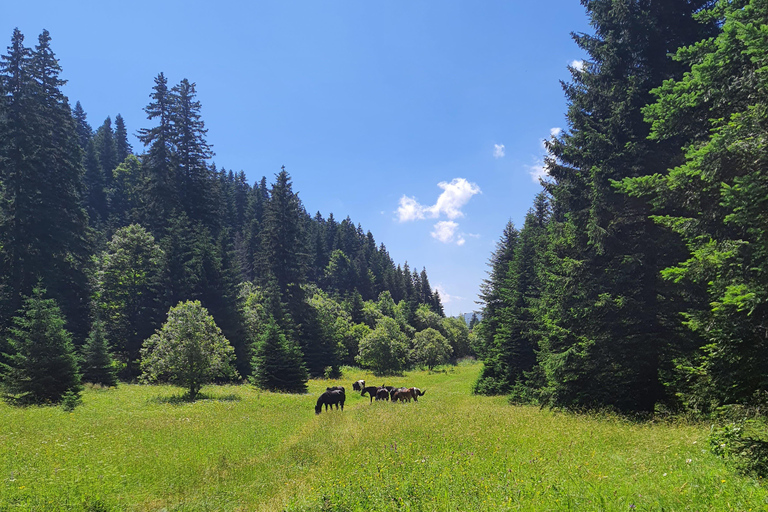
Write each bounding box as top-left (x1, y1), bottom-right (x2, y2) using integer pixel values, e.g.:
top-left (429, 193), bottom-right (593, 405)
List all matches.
top-left (393, 388), bottom-right (415, 402)
top-left (409, 387), bottom-right (426, 401)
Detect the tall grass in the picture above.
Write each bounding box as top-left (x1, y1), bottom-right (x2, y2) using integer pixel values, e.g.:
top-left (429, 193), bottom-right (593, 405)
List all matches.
top-left (1, 362), bottom-right (766, 511)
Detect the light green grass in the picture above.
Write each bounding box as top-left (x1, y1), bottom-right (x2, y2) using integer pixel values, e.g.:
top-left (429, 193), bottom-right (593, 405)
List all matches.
top-left (2, 362), bottom-right (766, 511)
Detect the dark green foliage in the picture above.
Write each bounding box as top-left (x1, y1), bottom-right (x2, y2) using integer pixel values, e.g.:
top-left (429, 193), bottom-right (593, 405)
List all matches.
top-left (94, 224), bottom-right (165, 379)
top-left (621, 0), bottom-right (768, 408)
top-left (114, 113), bottom-right (132, 162)
top-left (533, 0), bottom-right (717, 413)
top-left (72, 100), bottom-right (92, 150)
top-left (80, 320), bottom-right (117, 387)
top-left (1, 287), bottom-right (81, 405)
top-left (0, 29), bottom-right (90, 341)
top-left (94, 117), bottom-right (117, 184)
top-left (250, 315), bottom-right (308, 393)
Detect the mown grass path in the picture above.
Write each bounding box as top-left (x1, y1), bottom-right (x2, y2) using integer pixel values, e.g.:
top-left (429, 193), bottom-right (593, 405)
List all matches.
top-left (2, 362), bottom-right (767, 511)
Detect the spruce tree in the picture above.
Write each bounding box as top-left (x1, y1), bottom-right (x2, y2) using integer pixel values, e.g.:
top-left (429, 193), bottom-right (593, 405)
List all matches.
top-left (72, 100), bottom-right (92, 150)
top-left (1, 287), bottom-right (81, 405)
top-left (538, 0), bottom-right (717, 412)
top-left (114, 113), bottom-right (132, 162)
top-left (250, 316), bottom-right (308, 393)
top-left (94, 116), bottom-right (117, 186)
top-left (137, 72), bottom-right (177, 231)
top-left (170, 78), bottom-right (214, 226)
top-left (80, 320), bottom-right (117, 387)
top-left (621, 0), bottom-right (768, 407)
top-left (0, 29), bottom-right (90, 340)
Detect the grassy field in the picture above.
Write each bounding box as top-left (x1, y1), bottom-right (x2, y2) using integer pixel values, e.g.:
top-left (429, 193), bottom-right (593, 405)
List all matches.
top-left (2, 361), bottom-right (767, 511)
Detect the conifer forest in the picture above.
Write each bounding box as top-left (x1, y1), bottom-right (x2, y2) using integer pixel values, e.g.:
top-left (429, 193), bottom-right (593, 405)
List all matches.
top-left (0, 28), bottom-right (456, 403)
top-left (2, 0), bottom-right (768, 423)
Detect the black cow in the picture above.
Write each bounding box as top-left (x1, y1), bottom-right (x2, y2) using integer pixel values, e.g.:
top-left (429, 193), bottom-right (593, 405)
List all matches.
top-left (316, 389), bottom-right (345, 414)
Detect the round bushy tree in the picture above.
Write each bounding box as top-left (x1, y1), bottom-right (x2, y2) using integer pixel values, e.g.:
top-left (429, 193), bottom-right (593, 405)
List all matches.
top-left (1, 287), bottom-right (81, 405)
top-left (412, 328), bottom-right (452, 370)
top-left (140, 300), bottom-right (236, 399)
top-left (356, 317), bottom-right (409, 375)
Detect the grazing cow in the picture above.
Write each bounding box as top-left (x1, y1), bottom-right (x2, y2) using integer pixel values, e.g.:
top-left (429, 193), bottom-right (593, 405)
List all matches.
top-left (315, 389), bottom-right (345, 414)
top-left (375, 387), bottom-right (390, 401)
top-left (389, 386), bottom-right (406, 401)
top-left (326, 386), bottom-right (345, 392)
top-left (393, 388), bottom-right (415, 402)
top-left (409, 387), bottom-right (426, 401)
top-left (352, 380), bottom-right (365, 392)
top-left (361, 386), bottom-right (380, 403)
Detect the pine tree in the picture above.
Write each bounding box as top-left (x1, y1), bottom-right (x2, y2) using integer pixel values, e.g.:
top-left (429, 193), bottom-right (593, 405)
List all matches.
top-left (72, 100), bottom-right (92, 150)
top-left (83, 138), bottom-right (108, 225)
top-left (137, 73), bottom-right (177, 231)
top-left (95, 224), bottom-right (166, 379)
top-left (475, 221), bottom-right (518, 362)
top-left (80, 320), bottom-right (117, 387)
top-left (0, 29), bottom-right (90, 340)
top-left (170, 78), bottom-right (214, 226)
top-left (538, 0), bottom-right (717, 412)
top-left (250, 315), bottom-right (308, 393)
top-left (114, 113), bottom-right (132, 162)
top-left (94, 116), bottom-right (117, 185)
top-left (621, 0), bottom-right (768, 407)
top-left (1, 287), bottom-right (81, 405)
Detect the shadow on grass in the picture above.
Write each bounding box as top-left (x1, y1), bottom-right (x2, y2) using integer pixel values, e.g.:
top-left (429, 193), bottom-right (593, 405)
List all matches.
top-left (149, 392), bottom-right (242, 405)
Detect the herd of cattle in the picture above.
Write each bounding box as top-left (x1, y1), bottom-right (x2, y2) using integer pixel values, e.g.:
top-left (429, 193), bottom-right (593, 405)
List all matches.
top-left (314, 379), bottom-right (427, 414)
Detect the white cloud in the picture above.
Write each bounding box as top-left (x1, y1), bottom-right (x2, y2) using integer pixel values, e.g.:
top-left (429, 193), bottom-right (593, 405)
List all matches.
top-left (431, 220), bottom-right (458, 243)
top-left (397, 178), bottom-right (481, 223)
top-left (431, 221), bottom-right (468, 246)
top-left (550, 127), bottom-right (562, 138)
top-left (428, 178), bottom-right (481, 220)
top-left (570, 59), bottom-right (585, 72)
top-left (397, 195), bottom-right (426, 222)
top-left (434, 284), bottom-right (462, 304)
top-left (528, 161), bottom-right (549, 183)
top-left (493, 143), bottom-right (505, 159)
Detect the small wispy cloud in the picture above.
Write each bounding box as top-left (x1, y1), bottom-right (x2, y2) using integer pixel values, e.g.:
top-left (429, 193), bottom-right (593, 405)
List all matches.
top-left (570, 59), bottom-right (585, 72)
top-left (434, 284), bottom-right (462, 304)
top-left (528, 161), bottom-right (549, 183)
top-left (527, 127), bottom-right (562, 183)
top-left (431, 221), bottom-right (459, 244)
top-left (493, 144), bottom-right (505, 159)
top-left (397, 178), bottom-right (481, 223)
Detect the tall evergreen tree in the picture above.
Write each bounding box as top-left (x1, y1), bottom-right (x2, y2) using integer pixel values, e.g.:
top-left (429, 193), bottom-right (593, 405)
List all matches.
top-left (94, 116), bottom-right (117, 186)
top-left (0, 29), bottom-right (90, 340)
top-left (170, 78), bottom-right (214, 226)
top-left (538, 0), bottom-right (717, 412)
top-left (95, 224), bottom-right (165, 379)
top-left (621, 0), bottom-right (768, 408)
top-left (475, 221), bottom-right (518, 362)
top-left (1, 287), bottom-right (81, 405)
top-left (137, 72), bottom-right (177, 231)
top-left (72, 100), bottom-right (92, 150)
top-left (114, 113), bottom-right (132, 162)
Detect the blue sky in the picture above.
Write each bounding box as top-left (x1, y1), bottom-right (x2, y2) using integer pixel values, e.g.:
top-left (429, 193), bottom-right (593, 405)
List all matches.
top-left (5, 1), bottom-right (590, 317)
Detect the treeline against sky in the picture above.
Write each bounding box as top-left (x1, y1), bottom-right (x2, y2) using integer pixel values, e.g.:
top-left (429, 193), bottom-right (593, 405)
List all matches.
top-left (0, 28), bottom-right (457, 400)
top-left (475, 0), bottom-right (768, 414)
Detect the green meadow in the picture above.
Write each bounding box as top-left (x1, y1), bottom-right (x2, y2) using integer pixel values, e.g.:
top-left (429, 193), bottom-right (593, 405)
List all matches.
top-left (2, 362), bottom-right (766, 511)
